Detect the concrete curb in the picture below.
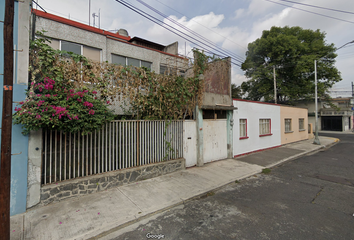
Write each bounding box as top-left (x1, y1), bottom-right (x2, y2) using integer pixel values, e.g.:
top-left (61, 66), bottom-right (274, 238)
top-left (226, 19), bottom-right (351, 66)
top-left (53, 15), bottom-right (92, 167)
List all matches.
top-left (84, 138), bottom-right (340, 239)
top-left (265, 137), bottom-right (340, 169)
top-left (87, 168), bottom-right (262, 240)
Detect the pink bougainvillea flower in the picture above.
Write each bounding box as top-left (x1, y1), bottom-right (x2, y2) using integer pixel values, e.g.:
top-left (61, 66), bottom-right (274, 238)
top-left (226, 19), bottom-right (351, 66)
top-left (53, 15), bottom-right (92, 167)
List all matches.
top-left (36, 94), bottom-right (41, 97)
top-left (45, 94), bottom-right (51, 97)
top-left (59, 222), bottom-right (62, 224)
top-left (106, 101), bottom-right (111, 104)
top-left (92, 91), bottom-right (97, 94)
top-left (89, 110), bottom-right (95, 115)
top-left (19, 101), bottom-right (24, 104)
top-left (83, 101), bottom-right (93, 108)
top-left (36, 114), bottom-right (41, 119)
top-left (77, 98), bottom-right (82, 103)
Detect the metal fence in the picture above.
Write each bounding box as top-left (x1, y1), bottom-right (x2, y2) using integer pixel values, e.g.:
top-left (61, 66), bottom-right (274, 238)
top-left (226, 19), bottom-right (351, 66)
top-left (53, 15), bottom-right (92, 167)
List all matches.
top-left (42, 120), bottom-right (183, 185)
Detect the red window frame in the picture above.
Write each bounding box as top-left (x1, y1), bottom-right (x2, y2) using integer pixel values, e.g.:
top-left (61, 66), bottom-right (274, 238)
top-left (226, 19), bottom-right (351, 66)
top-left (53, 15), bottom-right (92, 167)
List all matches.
top-left (239, 119), bottom-right (249, 140)
top-left (259, 118), bottom-right (272, 137)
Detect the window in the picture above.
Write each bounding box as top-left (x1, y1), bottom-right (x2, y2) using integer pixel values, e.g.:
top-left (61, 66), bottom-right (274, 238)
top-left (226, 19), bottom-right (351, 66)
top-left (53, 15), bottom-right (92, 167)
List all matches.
top-left (203, 110), bottom-right (226, 119)
top-left (141, 60), bottom-right (152, 69)
top-left (50, 39), bottom-right (101, 61)
top-left (299, 118), bottom-right (305, 131)
top-left (61, 41), bottom-right (81, 55)
top-left (239, 119), bottom-right (248, 139)
top-left (159, 64), bottom-right (184, 76)
top-left (285, 119), bottom-right (292, 132)
top-left (259, 119), bottom-right (271, 136)
top-left (127, 57), bottom-right (140, 67)
top-left (83, 46), bottom-right (101, 62)
top-left (112, 54), bottom-right (152, 70)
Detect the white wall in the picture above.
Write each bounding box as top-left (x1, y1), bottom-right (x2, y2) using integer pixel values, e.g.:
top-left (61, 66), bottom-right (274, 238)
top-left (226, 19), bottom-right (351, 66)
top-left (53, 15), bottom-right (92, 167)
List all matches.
top-left (233, 100), bottom-right (281, 156)
top-left (183, 121), bottom-right (197, 167)
top-left (203, 120), bottom-right (228, 163)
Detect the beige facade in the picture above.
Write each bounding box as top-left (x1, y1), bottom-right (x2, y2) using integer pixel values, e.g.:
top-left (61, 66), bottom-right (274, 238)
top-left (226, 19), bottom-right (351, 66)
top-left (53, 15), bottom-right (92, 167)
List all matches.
top-left (280, 106), bottom-right (309, 145)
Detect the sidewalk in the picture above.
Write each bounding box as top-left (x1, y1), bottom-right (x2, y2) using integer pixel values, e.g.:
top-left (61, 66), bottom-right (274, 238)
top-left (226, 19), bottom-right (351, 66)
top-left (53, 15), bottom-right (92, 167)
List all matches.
top-left (10, 136), bottom-right (338, 240)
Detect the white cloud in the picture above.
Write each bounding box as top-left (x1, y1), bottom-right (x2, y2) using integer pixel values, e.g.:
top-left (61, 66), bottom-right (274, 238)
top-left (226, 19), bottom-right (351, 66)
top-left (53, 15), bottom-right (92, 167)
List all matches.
top-left (234, 9), bottom-right (245, 20)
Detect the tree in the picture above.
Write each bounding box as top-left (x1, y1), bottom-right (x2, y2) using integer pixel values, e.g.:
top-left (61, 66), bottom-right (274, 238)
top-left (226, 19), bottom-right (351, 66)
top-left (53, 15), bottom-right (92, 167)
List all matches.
top-left (231, 83), bottom-right (243, 99)
top-left (241, 26), bottom-right (341, 103)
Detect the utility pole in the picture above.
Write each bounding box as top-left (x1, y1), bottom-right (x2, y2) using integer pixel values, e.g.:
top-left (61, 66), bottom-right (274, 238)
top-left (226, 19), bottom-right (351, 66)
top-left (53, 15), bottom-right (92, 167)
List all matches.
top-left (351, 82), bottom-right (354, 131)
top-left (0, 0), bottom-right (15, 239)
top-left (313, 60), bottom-right (321, 145)
top-left (273, 65), bottom-right (277, 104)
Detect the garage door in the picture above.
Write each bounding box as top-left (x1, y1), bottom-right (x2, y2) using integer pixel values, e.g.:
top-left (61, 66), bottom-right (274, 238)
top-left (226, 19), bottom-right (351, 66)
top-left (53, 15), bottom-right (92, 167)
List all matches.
top-left (321, 116), bottom-right (342, 131)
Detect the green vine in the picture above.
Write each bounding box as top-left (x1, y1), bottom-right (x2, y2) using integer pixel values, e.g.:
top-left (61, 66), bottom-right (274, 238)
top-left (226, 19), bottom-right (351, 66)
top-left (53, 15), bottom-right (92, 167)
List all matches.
top-left (14, 31), bottom-right (212, 141)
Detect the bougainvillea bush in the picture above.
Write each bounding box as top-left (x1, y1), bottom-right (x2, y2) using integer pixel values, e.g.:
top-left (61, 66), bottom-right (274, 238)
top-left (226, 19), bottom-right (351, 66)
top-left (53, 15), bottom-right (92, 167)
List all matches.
top-left (13, 77), bottom-right (114, 135)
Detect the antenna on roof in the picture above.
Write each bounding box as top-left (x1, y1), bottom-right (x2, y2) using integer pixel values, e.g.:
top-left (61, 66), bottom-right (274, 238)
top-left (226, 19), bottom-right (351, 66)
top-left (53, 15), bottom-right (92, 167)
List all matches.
top-left (92, 13), bottom-right (98, 27)
top-left (89, 0), bottom-right (91, 26)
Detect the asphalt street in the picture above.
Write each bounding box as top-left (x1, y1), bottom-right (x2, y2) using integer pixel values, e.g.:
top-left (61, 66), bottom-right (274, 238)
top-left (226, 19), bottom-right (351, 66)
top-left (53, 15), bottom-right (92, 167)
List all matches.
top-left (107, 133), bottom-right (354, 240)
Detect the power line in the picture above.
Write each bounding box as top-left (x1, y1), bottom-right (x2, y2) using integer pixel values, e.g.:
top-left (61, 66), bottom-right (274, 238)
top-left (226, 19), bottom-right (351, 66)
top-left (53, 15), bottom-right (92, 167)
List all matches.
top-left (136, 0), bottom-right (244, 62)
top-left (153, 0), bottom-right (247, 51)
top-left (114, 0), bottom-right (242, 66)
top-left (277, 0), bottom-right (354, 15)
top-left (264, 0), bottom-right (354, 24)
top-left (32, 0), bottom-right (47, 13)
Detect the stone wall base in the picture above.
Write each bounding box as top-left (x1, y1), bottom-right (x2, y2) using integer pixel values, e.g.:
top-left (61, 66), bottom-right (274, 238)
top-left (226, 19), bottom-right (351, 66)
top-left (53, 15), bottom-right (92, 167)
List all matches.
top-left (38, 158), bottom-right (185, 207)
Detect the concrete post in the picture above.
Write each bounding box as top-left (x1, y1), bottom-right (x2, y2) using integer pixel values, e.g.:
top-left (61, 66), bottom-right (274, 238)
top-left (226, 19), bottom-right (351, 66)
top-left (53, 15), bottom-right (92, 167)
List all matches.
top-left (27, 129), bottom-right (42, 208)
top-left (227, 110), bottom-right (234, 158)
top-left (196, 105), bottom-right (204, 167)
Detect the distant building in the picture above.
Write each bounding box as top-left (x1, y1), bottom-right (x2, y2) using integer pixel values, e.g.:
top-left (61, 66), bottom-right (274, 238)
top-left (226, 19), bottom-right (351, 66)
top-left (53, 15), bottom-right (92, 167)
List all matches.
top-left (294, 97), bottom-right (354, 132)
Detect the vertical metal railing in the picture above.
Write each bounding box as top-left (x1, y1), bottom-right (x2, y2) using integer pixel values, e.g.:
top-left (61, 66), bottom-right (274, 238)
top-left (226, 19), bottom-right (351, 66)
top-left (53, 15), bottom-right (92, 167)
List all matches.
top-left (42, 120), bottom-right (183, 185)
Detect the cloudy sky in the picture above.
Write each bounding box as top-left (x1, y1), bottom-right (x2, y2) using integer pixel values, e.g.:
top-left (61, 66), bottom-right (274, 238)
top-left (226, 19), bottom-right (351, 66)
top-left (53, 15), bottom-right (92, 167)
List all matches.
top-left (35, 0), bottom-right (354, 97)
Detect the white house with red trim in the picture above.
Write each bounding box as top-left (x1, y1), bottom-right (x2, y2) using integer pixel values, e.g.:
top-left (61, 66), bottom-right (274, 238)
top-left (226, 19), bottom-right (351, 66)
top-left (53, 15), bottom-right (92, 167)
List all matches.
top-left (233, 99), bottom-right (282, 157)
top-left (233, 99), bottom-right (312, 157)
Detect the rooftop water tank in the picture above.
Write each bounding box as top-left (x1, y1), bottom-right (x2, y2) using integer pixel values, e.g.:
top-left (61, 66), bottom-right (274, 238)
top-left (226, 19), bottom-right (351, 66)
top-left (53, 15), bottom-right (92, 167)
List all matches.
top-left (118, 29), bottom-right (129, 37)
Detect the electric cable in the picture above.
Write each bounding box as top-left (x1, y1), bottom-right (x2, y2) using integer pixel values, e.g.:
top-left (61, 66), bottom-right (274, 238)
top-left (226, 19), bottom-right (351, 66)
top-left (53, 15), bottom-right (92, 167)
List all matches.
top-left (137, 0), bottom-right (245, 61)
top-left (277, 0), bottom-right (354, 15)
top-left (264, 0), bottom-right (354, 24)
top-left (114, 0), bottom-right (242, 66)
top-left (153, 0), bottom-right (247, 51)
top-left (32, 0), bottom-right (47, 13)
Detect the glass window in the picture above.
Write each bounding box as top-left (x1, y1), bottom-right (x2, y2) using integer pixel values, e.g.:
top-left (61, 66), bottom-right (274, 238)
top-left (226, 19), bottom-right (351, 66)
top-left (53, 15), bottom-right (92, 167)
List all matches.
top-left (299, 118), bottom-right (305, 130)
top-left (61, 41), bottom-right (81, 55)
top-left (160, 65), bottom-right (168, 75)
top-left (240, 119), bottom-right (247, 138)
top-left (141, 60), bottom-right (152, 70)
top-left (259, 119), bottom-right (271, 135)
top-left (83, 46), bottom-right (101, 62)
top-left (285, 119), bottom-right (292, 132)
top-left (127, 57), bottom-right (140, 67)
top-left (112, 55), bottom-right (126, 66)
